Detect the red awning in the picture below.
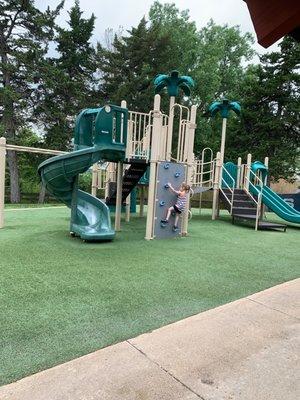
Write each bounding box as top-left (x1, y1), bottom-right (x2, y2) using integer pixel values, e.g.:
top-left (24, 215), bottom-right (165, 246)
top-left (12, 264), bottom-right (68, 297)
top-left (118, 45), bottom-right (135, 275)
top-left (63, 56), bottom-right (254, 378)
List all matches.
top-left (244, 0), bottom-right (300, 47)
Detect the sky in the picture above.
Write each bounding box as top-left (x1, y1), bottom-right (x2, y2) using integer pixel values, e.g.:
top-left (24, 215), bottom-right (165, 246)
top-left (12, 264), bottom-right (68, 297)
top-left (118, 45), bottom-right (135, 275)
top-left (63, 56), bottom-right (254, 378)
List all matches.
top-left (36, 0), bottom-right (279, 57)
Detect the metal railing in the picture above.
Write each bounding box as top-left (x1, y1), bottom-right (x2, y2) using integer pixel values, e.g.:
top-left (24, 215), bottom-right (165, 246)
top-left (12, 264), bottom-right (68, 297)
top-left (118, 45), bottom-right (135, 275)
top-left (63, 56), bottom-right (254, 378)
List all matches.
top-left (127, 110), bottom-right (153, 161)
top-left (193, 148), bottom-right (214, 188)
top-left (243, 167), bottom-right (264, 231)
top-left (126, 109), bottom-right (170, 162)
top-left (220, 165), bottom-right (236, 214)
top-left (0, 143), bottom-right (67, 156)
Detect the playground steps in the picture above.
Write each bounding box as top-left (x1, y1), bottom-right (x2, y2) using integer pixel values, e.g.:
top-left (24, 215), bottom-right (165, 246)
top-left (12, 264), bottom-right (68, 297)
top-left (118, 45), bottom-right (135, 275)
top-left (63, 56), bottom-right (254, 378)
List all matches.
top-left (220, 188), bottom-right (287, 231)
top-left (106, 160), bottom-right (148, 205)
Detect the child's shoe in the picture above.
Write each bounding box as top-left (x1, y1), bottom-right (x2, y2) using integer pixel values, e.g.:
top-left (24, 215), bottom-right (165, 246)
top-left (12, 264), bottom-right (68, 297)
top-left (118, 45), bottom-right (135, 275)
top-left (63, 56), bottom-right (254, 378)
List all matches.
top-left (160, 219), bottom-right (168, 228)
top-left (173, 225), bottom-right (179, 232)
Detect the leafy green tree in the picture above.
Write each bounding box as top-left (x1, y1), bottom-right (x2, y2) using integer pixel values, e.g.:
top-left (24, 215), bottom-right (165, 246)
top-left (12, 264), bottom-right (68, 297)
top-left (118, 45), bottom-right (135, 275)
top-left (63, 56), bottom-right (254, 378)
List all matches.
top-left (226, 37), bottom-right (300, 181)
top-left (37, 0), bottom-right (97, 151)
top-left (0, 0), bottom-right (63, 202)
top-left (148, 1), bottom-right (199, 73)
top-left (193, 21), bottom-right (255, 156)
top-left (99, 17), bottom-right (174, 112)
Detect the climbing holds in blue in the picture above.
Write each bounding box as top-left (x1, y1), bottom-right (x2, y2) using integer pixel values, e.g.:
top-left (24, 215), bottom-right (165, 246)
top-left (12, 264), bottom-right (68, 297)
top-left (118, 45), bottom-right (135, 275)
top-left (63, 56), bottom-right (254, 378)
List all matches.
top-left (164, 163), bottom-right (170, 169)
top-left (175, 172), bottom-right (180, 178)
top-left (159, 200), bottom-right (165, 206)
top-left (164, 183), bottom-right (169, 189)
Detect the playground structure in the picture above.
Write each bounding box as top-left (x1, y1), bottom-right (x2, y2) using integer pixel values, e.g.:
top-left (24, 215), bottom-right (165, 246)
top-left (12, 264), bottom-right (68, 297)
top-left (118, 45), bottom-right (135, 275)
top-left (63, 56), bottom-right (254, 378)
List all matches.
top-left (0, 73), bottom-right (298, 239)
top-left (0, 71), bottom-right (213, 241)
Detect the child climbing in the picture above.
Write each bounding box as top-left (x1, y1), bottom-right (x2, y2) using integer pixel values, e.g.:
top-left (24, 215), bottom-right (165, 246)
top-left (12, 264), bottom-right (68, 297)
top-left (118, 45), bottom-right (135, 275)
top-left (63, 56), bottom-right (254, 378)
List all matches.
top-left (161, 182), bottom-right (190, 231)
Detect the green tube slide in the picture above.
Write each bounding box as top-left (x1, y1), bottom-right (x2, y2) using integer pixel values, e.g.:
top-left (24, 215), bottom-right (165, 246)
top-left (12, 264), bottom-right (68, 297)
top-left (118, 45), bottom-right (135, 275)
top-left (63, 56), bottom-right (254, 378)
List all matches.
top-left (38, 104), bottom-right (128, 241)
top-left (38, 145), bottom-right (125, 241)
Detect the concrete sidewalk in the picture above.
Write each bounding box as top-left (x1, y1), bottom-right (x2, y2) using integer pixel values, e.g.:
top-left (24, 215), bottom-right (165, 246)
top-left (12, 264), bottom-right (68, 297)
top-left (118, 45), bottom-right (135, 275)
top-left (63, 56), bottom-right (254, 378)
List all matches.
top-left (1, 279), bottom-right (299, 400)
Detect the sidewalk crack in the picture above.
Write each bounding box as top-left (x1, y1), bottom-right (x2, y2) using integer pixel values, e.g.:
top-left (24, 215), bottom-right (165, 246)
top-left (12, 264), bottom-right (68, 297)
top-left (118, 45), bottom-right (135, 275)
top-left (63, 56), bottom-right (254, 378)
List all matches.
top-left (126, 340), bottom-right (206, 400)
top-left (246, 298), bottom-right (300, 321)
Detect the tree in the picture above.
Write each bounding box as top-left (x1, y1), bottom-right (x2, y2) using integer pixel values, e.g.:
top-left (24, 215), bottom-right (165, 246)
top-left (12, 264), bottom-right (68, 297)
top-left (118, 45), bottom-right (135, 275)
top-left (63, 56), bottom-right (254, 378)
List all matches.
top-left (36, 0), bottom-right (97, 151)
top-left (99, 17), bottom-right (174, 112)
top-left (192, 21), bottom-right (255, 156)
top-left (226, 37), bottom-right (300, 181)
top-left (149, 1), bottom-right (199, 73)
top-left (0, 0), bottom-right (63, 202)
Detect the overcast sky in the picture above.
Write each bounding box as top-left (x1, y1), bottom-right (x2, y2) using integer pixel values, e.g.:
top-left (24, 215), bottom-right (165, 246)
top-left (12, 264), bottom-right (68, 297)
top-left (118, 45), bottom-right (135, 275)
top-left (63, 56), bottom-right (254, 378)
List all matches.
top-left (36, 0), bottom-right (279, 56)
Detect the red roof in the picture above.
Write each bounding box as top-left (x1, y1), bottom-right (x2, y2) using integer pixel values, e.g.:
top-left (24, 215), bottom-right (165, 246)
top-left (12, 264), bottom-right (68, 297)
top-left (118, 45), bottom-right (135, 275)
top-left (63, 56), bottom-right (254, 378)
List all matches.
top-left (244, 0), bottom-right (300, 47)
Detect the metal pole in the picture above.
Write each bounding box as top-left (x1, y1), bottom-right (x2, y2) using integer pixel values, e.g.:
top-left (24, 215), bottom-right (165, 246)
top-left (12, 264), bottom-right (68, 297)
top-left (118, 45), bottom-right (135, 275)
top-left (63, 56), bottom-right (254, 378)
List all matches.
top-left (0, 137), bottom-right (6, 228)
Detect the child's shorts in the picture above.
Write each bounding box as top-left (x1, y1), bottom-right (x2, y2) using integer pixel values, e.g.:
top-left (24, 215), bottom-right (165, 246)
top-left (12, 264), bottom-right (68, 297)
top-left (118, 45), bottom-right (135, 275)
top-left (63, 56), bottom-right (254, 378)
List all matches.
top-left (173, 205), bottom-right (182, 214)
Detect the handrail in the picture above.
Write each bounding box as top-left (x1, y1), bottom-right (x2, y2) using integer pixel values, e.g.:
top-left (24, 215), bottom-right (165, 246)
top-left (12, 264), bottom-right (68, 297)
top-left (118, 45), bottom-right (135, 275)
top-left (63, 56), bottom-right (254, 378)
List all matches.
top-left (243, 168), bottom-right (264, 230)
top-left (220, 165), bottom-right (235, 214)
top-left (0, 143), bottom-right (67, 156)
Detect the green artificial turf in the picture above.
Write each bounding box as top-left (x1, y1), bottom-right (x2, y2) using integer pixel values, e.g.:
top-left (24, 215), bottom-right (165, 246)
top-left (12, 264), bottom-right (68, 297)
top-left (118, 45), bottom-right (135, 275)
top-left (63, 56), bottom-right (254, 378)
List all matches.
top-left (0, 207), bottom-right (299, 385)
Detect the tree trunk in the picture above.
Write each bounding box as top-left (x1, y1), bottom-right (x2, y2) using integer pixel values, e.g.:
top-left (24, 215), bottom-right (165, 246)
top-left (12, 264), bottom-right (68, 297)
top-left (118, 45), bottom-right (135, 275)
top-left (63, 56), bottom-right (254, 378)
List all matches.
top-left (38, 184), bottom-right (46, 204)
top-left (7, 150), bottom-right (21, 203)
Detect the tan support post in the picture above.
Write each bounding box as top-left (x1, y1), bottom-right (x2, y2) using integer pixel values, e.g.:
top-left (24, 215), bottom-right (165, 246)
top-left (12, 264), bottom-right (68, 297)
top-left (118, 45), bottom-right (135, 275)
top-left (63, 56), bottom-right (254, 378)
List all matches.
top-left (121, 100), bottom-right (127, 146)
top-left (220, 118), bottom-right (227, 165)
top-left (139, 186), bottom-right (145, 217)
top-left (0, 137), bottom-right (6, 228)
top-left (212, 151), bottom-right (221, 220)
top-left (91, 163), bottom-right (98, 197)
top-left (114, 161), bottom-right (123, 231)
top-left (145, 94), bottom-right (162, 240)
top-left (261, 156), bottom-right (269, 218)
top-left (181, 105), bottom-right (197, 236)
top-left (245, 153), bottom-right (252, 192)
top-left (264, 156), bottom-right (269, 185)
top-left (166, 96), bottom-right (175, 161)
top-left (125, 193), bottom-right (131, 222)
top-left (236, 157), bottom-right (242, 189)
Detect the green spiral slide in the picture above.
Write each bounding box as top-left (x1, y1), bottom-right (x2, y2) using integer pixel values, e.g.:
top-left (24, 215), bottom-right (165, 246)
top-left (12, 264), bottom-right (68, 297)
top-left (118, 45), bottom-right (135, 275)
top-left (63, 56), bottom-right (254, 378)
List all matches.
top-left (38, 105), bottom-right (127, 241)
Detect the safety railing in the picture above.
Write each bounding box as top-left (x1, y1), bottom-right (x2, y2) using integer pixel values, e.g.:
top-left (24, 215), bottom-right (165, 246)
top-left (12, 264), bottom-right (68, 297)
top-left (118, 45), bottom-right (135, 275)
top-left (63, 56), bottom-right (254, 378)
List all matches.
top-left (243, 167), bottom-right (263, 231)
top-left (220, 165), bottom-right (236, 214)
top-left (169, 103), bottom-right (190, 163)
top-left (159, 114), bottom-right (169, 161)
top-left (126, 110), bottom-right (153, 161)
top-left (177, 119), bottom-right (189, 162)
top-left (0, 143), bottom-right (68, 156)
top-left (126, 109), bottom-right (169, 162)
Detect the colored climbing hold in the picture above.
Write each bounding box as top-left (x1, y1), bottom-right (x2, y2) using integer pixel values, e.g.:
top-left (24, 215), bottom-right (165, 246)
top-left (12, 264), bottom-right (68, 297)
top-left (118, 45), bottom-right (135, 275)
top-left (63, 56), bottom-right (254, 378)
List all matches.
top-left (159, 200), bottom-right (166, 206)
top-left (164, 163), bottom-right (170, 169)
top-left (175, 172), bottom-right (180, 178)
top-left (164, 183), bottom-right (169, 189)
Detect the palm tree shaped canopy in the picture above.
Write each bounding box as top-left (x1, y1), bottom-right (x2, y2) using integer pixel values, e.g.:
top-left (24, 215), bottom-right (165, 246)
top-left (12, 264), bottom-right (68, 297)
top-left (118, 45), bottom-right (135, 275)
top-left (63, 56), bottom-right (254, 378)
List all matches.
top-left (209, 99), bottom-right (241, 119)
top-left (154, 70), bottom-right (194, 97)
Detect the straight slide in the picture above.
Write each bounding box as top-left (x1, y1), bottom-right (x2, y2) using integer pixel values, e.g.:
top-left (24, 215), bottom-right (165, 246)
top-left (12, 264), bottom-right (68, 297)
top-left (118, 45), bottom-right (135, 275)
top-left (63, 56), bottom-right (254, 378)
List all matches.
top-left (38, 145), bottom-right (125, 241)
top-left (252, 185), bottom-right (300, 224)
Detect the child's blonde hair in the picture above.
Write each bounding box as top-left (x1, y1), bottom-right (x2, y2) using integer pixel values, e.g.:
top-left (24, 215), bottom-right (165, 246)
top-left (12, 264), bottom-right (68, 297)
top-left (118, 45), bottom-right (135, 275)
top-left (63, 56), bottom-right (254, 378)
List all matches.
top-left (181, 183), bottom-right (190, 192)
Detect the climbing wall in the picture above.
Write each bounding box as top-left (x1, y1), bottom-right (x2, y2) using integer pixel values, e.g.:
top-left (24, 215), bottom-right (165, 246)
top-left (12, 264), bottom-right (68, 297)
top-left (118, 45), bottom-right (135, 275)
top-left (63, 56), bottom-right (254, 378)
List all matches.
top-left (153, 162), bottom-right (187, 239)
